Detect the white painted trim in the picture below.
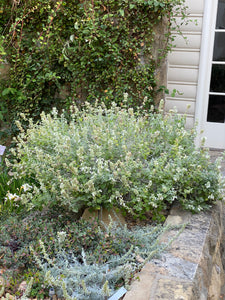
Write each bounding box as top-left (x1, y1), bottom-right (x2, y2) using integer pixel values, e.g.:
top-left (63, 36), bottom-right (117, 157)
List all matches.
top-left (175, 14), bottom-right (203, 18)
top-left (170, 48), bottom-right (201, 52)
top-left (168, 82), bottom-right (198, 86)
top-left (212, 61), bottom-right (225, 65)
top-left (195, 0), bottom-right (218, 147)
top-left (175, 32), bottom-right (202, 35)
top-left (166, 97), bottom-right (196, 101)
top-left (209, 92), bottom-right (225, 96)
top-left (169, 65), bottom-right (199, 69)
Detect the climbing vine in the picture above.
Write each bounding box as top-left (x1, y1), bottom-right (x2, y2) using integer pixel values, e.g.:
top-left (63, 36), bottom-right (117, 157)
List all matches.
top-left (0, 0), bottom-right (187, 125)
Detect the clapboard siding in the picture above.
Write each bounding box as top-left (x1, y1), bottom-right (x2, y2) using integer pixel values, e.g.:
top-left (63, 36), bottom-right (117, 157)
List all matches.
top-left (168, 51), bottom-right (200, 66)
top-left (185, 0), bottom-right (204, 14)
top-left (167, 83), bottom-right (197, 99)
top-left (172, 33), bottom-right (201, 49)
top-left (165, 0), bottom-right (204, 128)
top-left (172, 17), bottom-right (203, 32)
top-left (165, 99), bottom-right (195, 114)
top-left (185, 116), bottom-right (195, 128)
top-left (168, 67), bottom-right (198, 83)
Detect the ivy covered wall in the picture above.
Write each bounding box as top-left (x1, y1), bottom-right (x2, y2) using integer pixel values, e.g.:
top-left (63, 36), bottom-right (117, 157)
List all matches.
top-left (0, 0), bottom-right (187, 131)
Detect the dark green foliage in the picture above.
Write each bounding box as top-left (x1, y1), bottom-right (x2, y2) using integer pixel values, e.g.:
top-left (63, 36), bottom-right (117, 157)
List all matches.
top-left (0, 0), bottom-right (186, 128)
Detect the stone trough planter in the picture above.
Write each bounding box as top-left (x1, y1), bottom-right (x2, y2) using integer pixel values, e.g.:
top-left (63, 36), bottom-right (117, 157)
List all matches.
top-left (123, 201), bottom-right (225, 300)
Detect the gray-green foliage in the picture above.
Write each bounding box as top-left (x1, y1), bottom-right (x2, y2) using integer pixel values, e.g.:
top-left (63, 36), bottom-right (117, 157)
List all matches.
top-left (7, 98), bottom-right (224, 219)
top-left (31, 221), bottom-right (180, 300)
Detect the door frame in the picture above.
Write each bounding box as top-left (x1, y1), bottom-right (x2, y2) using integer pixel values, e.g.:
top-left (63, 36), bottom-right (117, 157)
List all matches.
top-left (195, 0), bottom-right (219, 148)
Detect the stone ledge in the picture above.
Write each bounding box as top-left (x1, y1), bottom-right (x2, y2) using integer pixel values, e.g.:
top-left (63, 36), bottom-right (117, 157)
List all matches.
top-left (124, 202), bottom-right (225, 300)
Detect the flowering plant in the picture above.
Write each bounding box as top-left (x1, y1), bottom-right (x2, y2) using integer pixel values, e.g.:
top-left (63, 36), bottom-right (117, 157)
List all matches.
top-left (7, 99), bottom-right (224, 219)
top-left (1, 183), bottom-right (32, 214)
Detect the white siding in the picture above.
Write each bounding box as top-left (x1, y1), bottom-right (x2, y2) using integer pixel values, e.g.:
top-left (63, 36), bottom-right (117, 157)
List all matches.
top-left (165, 0), bottom-right (204, 128)
top-left (185, 0), bottom-right (204, 14)
top-left (168, 67), bottom-right (198, 83)
top-left (165, 98), bottom-right (195, 114)
top-left (168, 51), bottom-right (200, 66)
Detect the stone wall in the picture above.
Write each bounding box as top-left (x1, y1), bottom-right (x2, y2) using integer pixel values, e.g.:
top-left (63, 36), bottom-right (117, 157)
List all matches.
top-left (0, 62), bottom-right (9, 80)
top-left (152, 17), bottom-right (168, 106)
top-left (124, 201), bottom-right (225, 300)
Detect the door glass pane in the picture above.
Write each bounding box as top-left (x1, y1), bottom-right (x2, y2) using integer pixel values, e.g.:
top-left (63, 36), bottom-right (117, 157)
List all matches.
top-left (210, 64), bottom-right (225, 92)
top-left (216, 0), bottom-right (225, 29)
top-left (207, 0), bottom-right (225, 124)
top-left (207, 95), bottom-right (225, 123)
top-left (213, 32), bottom-right (225, 61)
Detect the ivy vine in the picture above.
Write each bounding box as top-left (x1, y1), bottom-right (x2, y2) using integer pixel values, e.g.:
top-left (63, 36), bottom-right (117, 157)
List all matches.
top-left (0, 0), bottom-right (187, 124)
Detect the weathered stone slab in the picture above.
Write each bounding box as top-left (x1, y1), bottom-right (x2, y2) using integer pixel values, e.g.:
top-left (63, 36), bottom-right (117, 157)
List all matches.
top-left (123, 264), bottom-right (158, 300)
top-left (153, 277), bottom-right (193, 300)
top-left (82, 207), bottom-right (126, 226)
top-left (151, 253), bottom-right (198, 281)
top-left (124, 202), bottom-right (225, 300)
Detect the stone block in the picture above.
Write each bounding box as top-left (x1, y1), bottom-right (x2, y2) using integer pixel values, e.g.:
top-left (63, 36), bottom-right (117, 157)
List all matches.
top-left (123, 264), bottom-right (157, 300)
top-left (82, 207), bottom-right (126, 226)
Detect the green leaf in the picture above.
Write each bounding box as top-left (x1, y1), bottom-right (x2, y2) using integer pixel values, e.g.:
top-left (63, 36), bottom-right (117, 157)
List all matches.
top-left (2, 88), bottom-right (17, 96)
top-left (119, 9), bottom-right (124, 17)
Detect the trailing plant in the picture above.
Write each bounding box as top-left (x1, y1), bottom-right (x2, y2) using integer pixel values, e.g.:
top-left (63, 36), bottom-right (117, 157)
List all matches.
top-left (0, 209), bottom-right (181, 298)
top-left (6, 99), bottom-right (224, 220)
top-left (0, 213), bottom-right (101, 276)
top-left (30, 221), bottom-right (179, 300)
top-left (0, 0), bottom-right (187, 126)
top-left (0, 212), bottom-right (121, 296)
top-left (0, 212), bottom-right (88, 296)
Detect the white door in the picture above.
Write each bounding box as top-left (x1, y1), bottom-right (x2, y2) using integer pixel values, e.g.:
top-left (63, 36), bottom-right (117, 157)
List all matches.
top-left (196, 0), bottom-right (225, 149)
